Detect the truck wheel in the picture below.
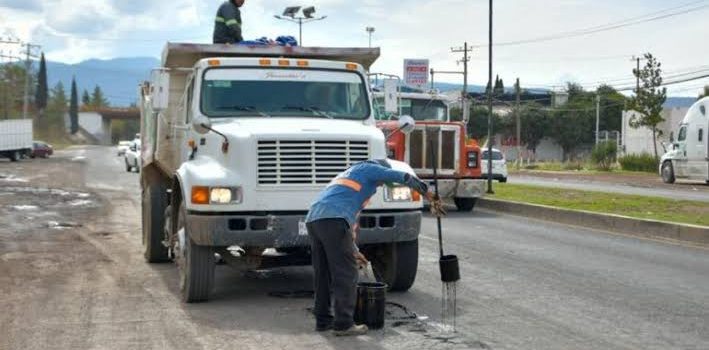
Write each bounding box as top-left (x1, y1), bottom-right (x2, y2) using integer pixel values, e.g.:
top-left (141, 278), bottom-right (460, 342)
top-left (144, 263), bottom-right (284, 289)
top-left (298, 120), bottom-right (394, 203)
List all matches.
top-left (368, 239), bottom-right (418, 292)
top-left (9, 150), bottom-right (20, 162)
top-left (134, 160), bottom-right (140, 173)
top-left (125, 159), bottom-right (132, 172)
top-left (142, 183), bottom-right (169, 263)
top-left (661, 161), bottom-right (675, 184)
top-left (175, 201), bottom-right (215, 303)
top-left (454, 197), bottom-right (477, 212)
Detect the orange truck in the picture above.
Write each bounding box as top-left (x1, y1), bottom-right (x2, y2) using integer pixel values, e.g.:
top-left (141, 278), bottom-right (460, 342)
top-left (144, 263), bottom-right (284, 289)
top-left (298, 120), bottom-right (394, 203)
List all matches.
top-left (374, 91), bottom-right (486, 211)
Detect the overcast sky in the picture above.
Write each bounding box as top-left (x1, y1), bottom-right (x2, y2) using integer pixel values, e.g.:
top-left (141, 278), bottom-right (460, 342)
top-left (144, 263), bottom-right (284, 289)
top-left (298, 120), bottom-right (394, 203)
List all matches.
top-left (1, 0), bottom-right (708, 96)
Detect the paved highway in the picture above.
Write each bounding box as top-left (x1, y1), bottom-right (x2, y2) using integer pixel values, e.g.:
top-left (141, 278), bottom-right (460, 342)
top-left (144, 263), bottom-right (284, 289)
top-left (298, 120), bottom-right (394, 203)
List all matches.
top-left (1, 146), bottom-right (707, 350)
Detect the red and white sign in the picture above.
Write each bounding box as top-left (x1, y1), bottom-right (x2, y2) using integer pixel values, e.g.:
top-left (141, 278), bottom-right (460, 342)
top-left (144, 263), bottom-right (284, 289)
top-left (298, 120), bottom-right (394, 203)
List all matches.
top-left (403, 59), bottom-right (429, 88)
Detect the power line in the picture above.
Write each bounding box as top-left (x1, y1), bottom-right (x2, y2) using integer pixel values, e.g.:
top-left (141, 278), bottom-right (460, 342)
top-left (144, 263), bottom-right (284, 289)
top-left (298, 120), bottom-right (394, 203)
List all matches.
top-left (472, 0), bottom-right (709, 47)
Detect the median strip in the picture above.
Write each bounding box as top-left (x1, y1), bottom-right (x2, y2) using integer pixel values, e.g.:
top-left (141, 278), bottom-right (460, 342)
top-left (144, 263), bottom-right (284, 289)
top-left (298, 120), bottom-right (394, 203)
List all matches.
top-left (477, 183), bottom-right (709, 245)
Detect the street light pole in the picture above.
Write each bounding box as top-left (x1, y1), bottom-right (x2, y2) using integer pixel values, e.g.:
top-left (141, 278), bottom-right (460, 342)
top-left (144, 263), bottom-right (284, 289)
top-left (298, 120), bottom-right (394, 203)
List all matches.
top-left (366, 27), bottom-right (375, 48)
top-left (274, 7), bottom-right (326, 46)
top-left (486, 0), bottom-right (494, 194)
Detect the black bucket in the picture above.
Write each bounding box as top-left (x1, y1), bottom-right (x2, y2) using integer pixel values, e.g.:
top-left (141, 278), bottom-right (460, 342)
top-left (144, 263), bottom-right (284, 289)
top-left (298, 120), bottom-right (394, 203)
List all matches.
top-left (439, 254), bottom-right (460, 282)
top-left (354, 282), bottom-right (387, 329)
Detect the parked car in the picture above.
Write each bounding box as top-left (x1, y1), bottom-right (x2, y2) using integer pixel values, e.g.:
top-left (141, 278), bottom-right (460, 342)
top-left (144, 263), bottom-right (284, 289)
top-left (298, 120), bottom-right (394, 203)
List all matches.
top-left (117, 141), bottom-right (132, 156)
top-left (31, 141), bottom-right (53, 158)
top-left (124, 140), bottom-right (141, 173)
top-left (481, 148), bottom-right (508, 182)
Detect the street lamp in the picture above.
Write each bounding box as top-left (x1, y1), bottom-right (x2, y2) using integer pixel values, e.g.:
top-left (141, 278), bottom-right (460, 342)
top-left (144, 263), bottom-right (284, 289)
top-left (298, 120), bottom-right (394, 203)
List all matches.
top-left (366, 26), bottom-right (375, 48)
top-left (486, 0), bottom-right (495, 194)
top-left (274, 6), bottom-right (327, 46)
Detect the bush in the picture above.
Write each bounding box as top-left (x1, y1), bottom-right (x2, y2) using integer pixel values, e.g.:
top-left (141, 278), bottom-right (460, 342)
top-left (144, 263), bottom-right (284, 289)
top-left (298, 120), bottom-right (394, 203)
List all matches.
top-left (618, 153), bottom-right (658, 173)
top-left (591, 141), bottom-right (617, 171)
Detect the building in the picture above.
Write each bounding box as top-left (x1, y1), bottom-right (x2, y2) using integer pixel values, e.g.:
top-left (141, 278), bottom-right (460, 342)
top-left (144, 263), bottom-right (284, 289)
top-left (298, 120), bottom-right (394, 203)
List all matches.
top-left (622, 106), bottom-right (690, 156)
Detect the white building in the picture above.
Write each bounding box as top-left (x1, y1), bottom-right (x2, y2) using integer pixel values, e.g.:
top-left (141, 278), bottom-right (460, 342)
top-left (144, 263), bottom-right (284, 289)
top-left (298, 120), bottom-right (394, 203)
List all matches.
top-left (622, 106), bottom-right (689, 156)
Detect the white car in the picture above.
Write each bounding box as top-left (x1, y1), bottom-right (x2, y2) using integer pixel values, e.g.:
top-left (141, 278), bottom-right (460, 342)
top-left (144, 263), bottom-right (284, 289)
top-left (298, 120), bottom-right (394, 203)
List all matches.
top-left (116, 141), bottom-right (132, 156)
top-left (124, 140), bottom-right (141, 173)
top-left (481, 148), bottom-right (508, 183)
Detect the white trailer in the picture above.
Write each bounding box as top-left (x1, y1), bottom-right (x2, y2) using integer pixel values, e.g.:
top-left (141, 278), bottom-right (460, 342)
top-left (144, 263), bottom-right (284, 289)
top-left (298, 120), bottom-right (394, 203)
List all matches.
top-left (0, 119), bottom-right (33, 161)
top-left (660, 96), bottom-right (709, 184)
top-left (139, 43), bottom-right (424, 302)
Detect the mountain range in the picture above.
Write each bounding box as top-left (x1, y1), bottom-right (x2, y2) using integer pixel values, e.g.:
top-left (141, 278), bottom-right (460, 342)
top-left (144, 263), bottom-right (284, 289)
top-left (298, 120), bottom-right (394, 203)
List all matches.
top-left (43, 57), bottom-right (699, 109)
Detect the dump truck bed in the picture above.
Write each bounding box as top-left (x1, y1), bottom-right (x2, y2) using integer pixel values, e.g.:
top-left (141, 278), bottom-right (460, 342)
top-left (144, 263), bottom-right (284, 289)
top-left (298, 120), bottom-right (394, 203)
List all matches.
top-left (162, 43), bottom-right (380, 69)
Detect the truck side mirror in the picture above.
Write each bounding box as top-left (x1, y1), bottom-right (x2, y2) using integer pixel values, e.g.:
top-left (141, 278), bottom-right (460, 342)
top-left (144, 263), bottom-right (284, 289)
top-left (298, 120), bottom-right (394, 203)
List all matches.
top-left (398, 115), bottom-right (416, 134)
top-left (192, 115), bottom-right (212, 135)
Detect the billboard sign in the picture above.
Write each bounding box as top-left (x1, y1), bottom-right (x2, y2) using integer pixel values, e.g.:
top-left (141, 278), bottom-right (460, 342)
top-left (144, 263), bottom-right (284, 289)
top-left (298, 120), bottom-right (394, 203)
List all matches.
top-left (404, 59), bottom-right (429, 88)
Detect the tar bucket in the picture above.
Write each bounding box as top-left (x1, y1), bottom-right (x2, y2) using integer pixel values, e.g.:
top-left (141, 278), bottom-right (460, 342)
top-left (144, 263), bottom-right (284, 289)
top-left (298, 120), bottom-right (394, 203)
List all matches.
top-left (354, 282), bottom-right (387, 329)
top-left (439, 254), bottom-right (460, 282)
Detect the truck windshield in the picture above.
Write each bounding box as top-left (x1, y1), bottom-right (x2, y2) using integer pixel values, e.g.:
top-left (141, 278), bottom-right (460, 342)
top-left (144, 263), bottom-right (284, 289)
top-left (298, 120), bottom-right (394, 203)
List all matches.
top-left (374, 97), bottom-right (448, 121)
top-left (201, 68), bottom-right (369, 120)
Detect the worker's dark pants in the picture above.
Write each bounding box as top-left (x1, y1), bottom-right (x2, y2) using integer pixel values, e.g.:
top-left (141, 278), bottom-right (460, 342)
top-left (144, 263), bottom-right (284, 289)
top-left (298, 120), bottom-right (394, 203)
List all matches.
top-left (307, 218), bottom-right (358, 331)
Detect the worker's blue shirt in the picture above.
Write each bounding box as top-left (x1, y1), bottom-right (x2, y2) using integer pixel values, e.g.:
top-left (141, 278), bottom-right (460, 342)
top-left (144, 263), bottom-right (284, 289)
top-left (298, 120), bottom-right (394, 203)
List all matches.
top-left (305, 162), bottom-right (408, 228)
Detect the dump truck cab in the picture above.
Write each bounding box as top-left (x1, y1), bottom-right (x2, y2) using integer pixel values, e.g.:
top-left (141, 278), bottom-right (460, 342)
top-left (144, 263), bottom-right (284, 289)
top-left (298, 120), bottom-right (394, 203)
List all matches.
top-left (373, 90), bottom-right (485, 211)
top-left (139, 44), bottom-right (424, 302)
top-left (660, 96), bottom-right (709, 184)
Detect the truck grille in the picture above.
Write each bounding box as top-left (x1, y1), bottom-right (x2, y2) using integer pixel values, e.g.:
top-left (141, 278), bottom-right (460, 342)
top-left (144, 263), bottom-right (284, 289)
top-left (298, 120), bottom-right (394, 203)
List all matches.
top-left (408, 127), bottom-right (458, 171)
top-left (257, 140), bottom-right (369, 185)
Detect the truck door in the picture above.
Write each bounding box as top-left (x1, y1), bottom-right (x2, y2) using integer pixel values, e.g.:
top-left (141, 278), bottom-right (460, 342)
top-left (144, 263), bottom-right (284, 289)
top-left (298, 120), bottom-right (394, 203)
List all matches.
top-left (675, 125), bottom-right (689, 177)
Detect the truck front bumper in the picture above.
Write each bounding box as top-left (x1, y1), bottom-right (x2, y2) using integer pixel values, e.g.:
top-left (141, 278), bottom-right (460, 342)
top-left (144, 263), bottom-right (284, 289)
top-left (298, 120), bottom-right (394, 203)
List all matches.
top-left (425, 178), bottom-right (486, 199)
top-left (185, 210), bottom-right (421, 247)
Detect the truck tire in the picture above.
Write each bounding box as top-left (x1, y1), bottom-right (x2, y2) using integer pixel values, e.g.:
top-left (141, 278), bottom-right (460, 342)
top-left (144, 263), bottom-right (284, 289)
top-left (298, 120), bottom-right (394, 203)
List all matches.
top-left (142, 183), bottom-right (169, 263)
top-left (134, 160), bottom-right (140, 173)
top-left (661, 161), bottom-right (675, 184)
top-left (368, 239), bottom-right (418, 292)
top-left (176, 201), bottom-right (215, 303)
top-left (454, 197), bottom-right (477, 212)
top-left (9, 150), bottom-right (20, 162)
top-left (125, 159), bottom-right (132, 172)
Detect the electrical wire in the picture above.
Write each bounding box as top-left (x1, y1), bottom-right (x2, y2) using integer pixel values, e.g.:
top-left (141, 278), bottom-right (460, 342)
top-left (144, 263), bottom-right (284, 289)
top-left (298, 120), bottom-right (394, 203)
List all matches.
top-left (472, 0), bottom-right (709, 47)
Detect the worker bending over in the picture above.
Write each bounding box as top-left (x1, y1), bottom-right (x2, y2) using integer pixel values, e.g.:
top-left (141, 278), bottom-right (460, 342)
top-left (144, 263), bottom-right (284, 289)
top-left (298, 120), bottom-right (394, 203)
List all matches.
top-left (213, 0), bottom-right (244, 44)
top-left (305, 159), bottom-right (441, 336)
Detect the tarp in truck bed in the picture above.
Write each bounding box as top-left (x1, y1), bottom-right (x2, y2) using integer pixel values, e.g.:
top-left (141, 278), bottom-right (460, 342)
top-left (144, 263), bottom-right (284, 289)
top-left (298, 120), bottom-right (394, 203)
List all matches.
top-left (161, 43), bottom-right (380, 70)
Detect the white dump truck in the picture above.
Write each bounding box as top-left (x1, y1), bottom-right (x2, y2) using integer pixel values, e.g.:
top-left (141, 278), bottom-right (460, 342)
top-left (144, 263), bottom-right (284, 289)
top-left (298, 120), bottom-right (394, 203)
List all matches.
top-left (0, 119), bottom-right (33, 161)
top-left (660, 96), bottom-right (709, 184)
top-left (139, 43), bottom-right (424, 302)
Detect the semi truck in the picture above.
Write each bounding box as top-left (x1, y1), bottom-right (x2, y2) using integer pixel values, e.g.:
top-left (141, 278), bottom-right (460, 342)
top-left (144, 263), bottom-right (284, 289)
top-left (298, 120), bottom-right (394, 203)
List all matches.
top-left (139, 43), bottom-right (424, 302)
top-left (660, 96), bottom-right (709, 184)
top-left (373, 90), bottom-right (486, 211)
top-left (0, 119), bottom-right (33, 161)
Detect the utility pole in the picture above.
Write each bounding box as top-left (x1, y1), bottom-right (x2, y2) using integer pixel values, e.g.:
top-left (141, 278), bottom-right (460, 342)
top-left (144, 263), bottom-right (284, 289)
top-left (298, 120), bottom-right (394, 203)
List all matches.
top-left (514, 78), bottom-right (521, 169)
top-left (486, 0), bottom-right (494, 194)
top-left (0, 38), bottom-right (23, 119)
top-left (21, 42), bottom-right (41, 120)
top-left (595, 93), bottom-right (600, 145)
top-left (451, 42), bottom-right (472, 123)
top-left (631, 55), bottom-right (645, 95)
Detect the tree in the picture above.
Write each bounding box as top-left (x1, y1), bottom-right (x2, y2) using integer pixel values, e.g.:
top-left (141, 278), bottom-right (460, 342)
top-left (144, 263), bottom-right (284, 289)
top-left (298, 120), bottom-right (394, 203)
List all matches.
top-left (698, 85), bottom-right (709, 100)
top-left (70, 77), bottom-right (79, 134)
top-left (48, 82), bottom-right (67, 114)
top-left (519, 104), bottom-right (551, 154)
top-left (484, 80), bottom-right (492, 96)
top-left (34, 53), bottom-right (48, 118)
top-left (549, 84), bottom-right (595, 160)
top-left (90, 85), bottom-right (109, 108)
top-left (626, 53), bottom-right (667, 161)
top-left (493, 75), bottom-right (504, 96)
top-left (82, 89), bottom-right (91, 107)
top-left (596, 84), bottom-right (626, 133)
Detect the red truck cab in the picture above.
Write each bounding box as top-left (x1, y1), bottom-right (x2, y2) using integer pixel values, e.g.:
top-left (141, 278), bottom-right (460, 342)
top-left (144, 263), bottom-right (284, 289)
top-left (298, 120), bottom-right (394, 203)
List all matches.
top-left (374, 91), bottom-right (485, 211)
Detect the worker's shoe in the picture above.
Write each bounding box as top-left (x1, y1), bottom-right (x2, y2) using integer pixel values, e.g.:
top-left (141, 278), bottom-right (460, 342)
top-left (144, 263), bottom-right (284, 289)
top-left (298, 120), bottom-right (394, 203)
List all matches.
top-left (333, 324), bottom-right (368, 336)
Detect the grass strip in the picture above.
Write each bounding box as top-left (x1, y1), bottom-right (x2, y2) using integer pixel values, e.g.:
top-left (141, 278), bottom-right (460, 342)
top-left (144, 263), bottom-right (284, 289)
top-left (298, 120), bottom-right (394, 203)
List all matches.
top-left (488, 183), bottom-right (709, 227)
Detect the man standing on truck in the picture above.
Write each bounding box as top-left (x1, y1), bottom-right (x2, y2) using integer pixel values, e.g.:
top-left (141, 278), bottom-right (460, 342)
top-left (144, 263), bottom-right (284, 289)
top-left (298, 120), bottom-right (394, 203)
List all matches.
top-left (213, 0), bottom-right (244, 44)
top-left (305, 159), bottom-right (440, 336)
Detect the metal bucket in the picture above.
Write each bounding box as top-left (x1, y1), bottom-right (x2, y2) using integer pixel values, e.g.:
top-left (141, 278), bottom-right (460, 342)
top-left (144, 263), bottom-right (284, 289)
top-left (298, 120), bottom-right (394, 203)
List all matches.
top-left (354, 282), bottom-right (387, 329)
top-left (439, 254), bottom-right (460, 282)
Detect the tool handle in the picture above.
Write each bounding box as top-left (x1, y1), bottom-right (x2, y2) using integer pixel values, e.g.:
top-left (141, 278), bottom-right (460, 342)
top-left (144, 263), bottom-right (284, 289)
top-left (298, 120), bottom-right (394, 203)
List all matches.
top-left (428, 139), bottom-right (444, 258)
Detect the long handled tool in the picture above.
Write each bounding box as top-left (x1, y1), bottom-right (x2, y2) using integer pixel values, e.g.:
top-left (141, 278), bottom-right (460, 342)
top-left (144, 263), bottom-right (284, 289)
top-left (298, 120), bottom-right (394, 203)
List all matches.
top-left (428, 140), bottom-right (460, 283)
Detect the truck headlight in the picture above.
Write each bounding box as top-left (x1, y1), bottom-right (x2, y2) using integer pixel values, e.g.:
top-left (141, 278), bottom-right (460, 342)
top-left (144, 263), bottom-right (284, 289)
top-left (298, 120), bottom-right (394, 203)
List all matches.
top-left (467, 151), bottom-right (478, 168)
top-left (209, 187), bottom-right (242, 204)
top-left (384, 186), bottom-right (412, 202)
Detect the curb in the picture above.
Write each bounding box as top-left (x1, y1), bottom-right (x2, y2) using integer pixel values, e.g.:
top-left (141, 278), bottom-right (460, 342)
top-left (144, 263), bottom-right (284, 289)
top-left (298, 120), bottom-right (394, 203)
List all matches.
top-left (477, 198), bottom-right (709, 246)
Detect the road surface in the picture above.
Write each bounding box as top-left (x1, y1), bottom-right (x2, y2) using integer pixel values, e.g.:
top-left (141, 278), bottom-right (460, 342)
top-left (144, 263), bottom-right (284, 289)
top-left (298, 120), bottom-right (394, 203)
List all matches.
top-left (1, 146), bottom-right (708, 350)
top-left (511, 173), bottom-right (709, 203)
